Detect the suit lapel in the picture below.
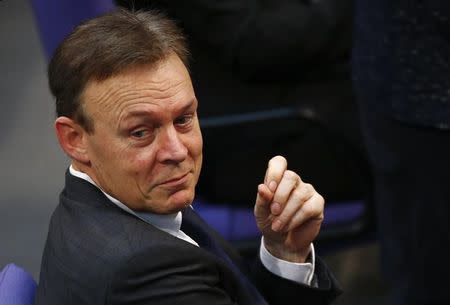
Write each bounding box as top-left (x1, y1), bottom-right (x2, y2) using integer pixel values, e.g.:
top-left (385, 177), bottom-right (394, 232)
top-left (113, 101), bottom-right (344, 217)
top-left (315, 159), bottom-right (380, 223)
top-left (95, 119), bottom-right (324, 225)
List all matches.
top-left (181, 207), bottom-right (268, 305)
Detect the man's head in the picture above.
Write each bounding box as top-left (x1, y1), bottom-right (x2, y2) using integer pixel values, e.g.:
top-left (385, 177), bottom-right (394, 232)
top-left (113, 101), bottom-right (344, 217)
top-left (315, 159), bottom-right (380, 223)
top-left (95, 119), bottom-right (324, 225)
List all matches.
top-left (50, 9), bottom-right (203, 214)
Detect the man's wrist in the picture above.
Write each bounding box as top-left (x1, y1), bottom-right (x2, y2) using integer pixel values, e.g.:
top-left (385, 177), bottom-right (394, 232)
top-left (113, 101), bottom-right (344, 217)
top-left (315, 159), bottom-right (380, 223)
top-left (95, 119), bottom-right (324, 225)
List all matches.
top-left (260, 237), bottom-right (316, 285)
top-left (263, 238), bottom-right (311, 263)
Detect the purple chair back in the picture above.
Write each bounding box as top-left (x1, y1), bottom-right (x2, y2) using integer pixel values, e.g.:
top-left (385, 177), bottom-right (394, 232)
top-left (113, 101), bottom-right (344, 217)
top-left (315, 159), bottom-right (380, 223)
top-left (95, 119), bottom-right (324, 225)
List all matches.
top-left (195, 199), bottom-right (365, 241)
top-left (30, 0), bottom-right (114, 58)
top-left (0, 263), bottom-right (37, 305)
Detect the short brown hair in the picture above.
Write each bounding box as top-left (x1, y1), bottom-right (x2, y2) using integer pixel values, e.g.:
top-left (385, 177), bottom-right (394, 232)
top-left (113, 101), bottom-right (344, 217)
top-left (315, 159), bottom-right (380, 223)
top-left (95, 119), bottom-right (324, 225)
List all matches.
top-left (48, 9), bottom-right (188, 132)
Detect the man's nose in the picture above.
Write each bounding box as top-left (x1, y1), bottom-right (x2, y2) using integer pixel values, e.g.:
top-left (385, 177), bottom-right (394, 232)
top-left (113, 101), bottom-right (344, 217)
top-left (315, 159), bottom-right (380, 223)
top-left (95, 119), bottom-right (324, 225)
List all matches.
top-left (156, 125), bottom-right (188, 163)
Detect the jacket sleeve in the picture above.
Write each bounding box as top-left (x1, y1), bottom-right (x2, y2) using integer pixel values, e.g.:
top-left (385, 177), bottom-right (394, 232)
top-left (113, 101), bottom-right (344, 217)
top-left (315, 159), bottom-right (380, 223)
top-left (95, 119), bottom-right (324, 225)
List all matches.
top-left (107, 243), bottom-right (238, 305)
top-left (250, 255), bottom-right (343, 305)
top-left (211, 228), bottom-right (343, 305)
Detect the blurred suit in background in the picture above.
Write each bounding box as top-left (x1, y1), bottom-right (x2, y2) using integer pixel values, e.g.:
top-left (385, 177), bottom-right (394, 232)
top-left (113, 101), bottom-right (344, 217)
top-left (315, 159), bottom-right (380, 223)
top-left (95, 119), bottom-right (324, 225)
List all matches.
top-left (353, 1), bottom-right (450, 304)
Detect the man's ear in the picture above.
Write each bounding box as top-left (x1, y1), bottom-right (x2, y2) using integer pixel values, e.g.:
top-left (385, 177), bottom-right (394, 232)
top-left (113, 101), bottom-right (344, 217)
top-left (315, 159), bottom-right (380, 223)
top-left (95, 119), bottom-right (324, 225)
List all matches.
top-left (54, 116), bottom-right (90, 164)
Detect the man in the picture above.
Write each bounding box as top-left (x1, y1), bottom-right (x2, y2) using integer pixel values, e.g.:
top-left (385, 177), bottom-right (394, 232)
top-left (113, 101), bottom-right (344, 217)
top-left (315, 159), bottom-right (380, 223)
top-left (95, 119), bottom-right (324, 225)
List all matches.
top-left (36, 9), bottom-right (340, 305)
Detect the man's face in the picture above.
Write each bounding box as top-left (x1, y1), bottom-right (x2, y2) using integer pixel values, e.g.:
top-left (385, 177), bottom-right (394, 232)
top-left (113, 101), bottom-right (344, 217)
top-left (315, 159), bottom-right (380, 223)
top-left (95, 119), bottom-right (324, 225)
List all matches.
top-left (80, 54), bottom-right (202, 214)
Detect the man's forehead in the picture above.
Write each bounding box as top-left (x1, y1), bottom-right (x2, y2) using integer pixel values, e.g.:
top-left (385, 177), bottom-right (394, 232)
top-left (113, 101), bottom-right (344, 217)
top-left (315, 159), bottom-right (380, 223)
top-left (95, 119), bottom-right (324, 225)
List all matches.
top-left (81, 55), bottom-right (193, 116)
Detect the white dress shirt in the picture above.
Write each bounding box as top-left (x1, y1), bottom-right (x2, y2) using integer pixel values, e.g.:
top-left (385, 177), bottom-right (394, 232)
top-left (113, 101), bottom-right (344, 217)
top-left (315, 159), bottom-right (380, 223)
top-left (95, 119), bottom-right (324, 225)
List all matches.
top-left (69, 165), bottom-right (315, 285)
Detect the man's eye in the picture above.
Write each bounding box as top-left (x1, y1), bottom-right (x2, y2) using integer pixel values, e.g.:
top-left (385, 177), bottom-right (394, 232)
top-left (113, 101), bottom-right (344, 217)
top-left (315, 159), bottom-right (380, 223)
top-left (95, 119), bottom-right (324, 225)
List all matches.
top-left (175, 114), bottom-right (193, 126)
top-left (131, 129), bottom-right (148, 138)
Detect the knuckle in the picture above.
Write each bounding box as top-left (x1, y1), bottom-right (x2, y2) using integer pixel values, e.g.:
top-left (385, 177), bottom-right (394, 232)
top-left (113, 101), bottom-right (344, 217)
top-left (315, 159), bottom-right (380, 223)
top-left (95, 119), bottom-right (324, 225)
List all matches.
top-left (277, 215), bottom-right (287, 225)
top-left (311, 192), bottom-right (325, 208)
top-left (283, 170), bottom-right (298, 181)
top-left (292, 188), bottom-right (308, 201)
top-left (302, 205), bottom-right (314, 218)
top-left (316, 212), bottom-right (325, 222)
top-left (302, 183), bottom-right (322, 201)
top-left (315, 203), bottom-right (324, 216)
top-left (278, 210), bottom-right (294, 226)
top-left (313, 199), bottom-right (325, 215)
top-left (303, 201), bottom-right (322, 218)
top-left (304, 183), bottom-right (315, 193)
top-left (317, 194), bottom-right (325, 206)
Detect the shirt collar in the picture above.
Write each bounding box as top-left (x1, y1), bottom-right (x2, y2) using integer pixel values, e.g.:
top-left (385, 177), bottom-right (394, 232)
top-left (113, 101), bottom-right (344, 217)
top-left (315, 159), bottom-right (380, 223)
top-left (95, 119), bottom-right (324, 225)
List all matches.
top-left (68, 165), bottom-right (182, 235)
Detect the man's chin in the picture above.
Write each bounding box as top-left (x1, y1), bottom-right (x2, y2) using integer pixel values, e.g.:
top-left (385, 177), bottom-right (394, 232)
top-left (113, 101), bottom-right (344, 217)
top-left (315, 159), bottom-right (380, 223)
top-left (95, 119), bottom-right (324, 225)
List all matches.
top-left (156, 189), bottom-right (194, 214)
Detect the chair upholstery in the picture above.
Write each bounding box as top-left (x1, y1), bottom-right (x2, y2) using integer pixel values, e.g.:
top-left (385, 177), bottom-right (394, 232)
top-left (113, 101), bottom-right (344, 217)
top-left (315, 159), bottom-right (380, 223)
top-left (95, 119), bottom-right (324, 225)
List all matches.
top-left (0, 263), bottom-right (37, 305)
top-left (195, 199), bottom-right (367, 241)
top-left (195, 198), bottom-right (375, 258)
top-left (30, 0), bottom-right (114, 58)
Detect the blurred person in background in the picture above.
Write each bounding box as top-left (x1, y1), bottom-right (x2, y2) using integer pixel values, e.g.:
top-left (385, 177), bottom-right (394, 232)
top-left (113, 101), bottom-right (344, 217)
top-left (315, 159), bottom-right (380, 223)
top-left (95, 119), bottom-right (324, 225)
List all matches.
top-left (352, 1), bottom-right (450, 305)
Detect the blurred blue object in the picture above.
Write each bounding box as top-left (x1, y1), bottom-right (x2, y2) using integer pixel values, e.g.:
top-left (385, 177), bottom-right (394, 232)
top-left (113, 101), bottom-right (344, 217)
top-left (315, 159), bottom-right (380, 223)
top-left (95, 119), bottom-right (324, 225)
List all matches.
top-left (30, 0), bottom-right (114, 58)
top-left (195, 198), bottom-right (375, 258)
top-left (0, 263), bottom-right (37, 305)
top-left (195, 199), bottom-right (368, 238)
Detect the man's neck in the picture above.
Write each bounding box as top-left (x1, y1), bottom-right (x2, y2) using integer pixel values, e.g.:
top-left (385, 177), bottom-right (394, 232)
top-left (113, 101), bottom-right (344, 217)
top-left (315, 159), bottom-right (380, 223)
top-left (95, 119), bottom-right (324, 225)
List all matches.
top-left (68, 164), bottom-right (185, 238)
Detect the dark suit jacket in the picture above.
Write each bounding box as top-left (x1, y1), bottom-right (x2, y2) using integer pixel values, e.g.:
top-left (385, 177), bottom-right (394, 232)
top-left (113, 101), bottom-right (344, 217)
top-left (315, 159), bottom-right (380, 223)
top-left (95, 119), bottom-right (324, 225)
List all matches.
top-left (353, 0), bottom-right (450, 129)
top-left (35, 172), bottom-right (341, 305)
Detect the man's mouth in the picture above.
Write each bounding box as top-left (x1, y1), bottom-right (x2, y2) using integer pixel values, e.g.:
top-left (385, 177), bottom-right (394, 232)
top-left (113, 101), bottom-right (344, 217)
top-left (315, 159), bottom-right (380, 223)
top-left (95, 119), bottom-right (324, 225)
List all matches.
top-left (158, 172), bottom-right (190, 187)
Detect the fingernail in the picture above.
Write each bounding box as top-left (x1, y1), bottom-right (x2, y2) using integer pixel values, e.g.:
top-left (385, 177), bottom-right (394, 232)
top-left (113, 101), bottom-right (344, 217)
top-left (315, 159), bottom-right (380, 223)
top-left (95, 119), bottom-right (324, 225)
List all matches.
top-left (257, 184), bottom-right (264, 193)
top-left (270, 202), bottom-right (281, 215)
top-left (269, 180), bottom-right (277, 192)
top-left (272, 219), bottom-right (283, 232)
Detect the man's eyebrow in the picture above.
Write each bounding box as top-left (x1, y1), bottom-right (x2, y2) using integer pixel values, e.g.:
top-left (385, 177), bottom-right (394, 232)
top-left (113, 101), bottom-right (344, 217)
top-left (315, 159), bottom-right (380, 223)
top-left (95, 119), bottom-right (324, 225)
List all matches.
top-left (121, 99), bottom-right (198, 122)
top-left (120, 111), bottom-right (156, 123)
top-left (178, 98), bottom-right (198, 113)
top-left (159, 98), bottom-right (198, 116)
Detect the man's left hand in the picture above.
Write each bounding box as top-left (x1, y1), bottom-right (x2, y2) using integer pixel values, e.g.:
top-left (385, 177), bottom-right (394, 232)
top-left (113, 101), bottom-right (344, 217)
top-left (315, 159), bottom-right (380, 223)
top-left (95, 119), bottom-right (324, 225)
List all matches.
top-left (254, 156), bottom-right (325, 263)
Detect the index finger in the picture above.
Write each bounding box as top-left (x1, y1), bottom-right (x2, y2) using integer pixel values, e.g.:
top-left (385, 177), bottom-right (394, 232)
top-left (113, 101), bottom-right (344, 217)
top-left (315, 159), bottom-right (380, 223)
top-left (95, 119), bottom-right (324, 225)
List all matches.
top-left (264, 155), bottom-right (288, 191)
